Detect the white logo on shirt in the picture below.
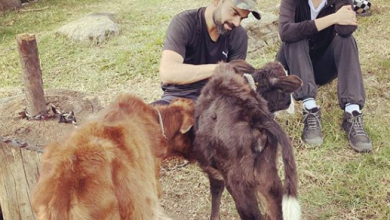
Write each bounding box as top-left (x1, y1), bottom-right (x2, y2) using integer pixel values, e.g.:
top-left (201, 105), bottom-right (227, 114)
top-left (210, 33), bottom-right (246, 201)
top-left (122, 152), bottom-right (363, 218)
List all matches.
top-left (222, 51), bottom-right (228, 58)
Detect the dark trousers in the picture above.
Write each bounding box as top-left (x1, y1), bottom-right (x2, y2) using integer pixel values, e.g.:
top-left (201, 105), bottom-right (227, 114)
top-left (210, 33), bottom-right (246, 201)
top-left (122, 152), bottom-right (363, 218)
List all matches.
top-left (276, 35), bottom-right (366, 110)
top-left (150, 99), bottom-right (170, 106)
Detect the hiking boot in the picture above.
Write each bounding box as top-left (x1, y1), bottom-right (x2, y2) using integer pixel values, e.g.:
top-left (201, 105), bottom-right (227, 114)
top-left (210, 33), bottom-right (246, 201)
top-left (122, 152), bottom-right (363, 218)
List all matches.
top-left (342, 111), bottom-right (372, 152)
top-left (302, 107), bottom-right (323, 146)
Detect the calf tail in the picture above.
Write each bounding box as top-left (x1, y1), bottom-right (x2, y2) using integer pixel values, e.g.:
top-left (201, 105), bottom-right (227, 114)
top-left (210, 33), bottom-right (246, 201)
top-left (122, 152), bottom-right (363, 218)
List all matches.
top-left (266, 122), bottom-right (301, 220)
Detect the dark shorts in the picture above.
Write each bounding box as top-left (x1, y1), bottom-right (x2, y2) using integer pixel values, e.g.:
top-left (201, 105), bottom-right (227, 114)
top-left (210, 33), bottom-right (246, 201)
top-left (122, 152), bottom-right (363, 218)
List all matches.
top-left (158, 79), bottom-right (208, 104)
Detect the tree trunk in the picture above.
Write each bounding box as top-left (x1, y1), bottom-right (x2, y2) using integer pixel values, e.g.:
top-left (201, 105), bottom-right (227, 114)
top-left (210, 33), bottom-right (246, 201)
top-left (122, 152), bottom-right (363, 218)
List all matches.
top-left (0, 0), bottom-right (20, 11)
top-left (17, 33), bottom-right (47, 117)
top-left (0, 142), bottom-right (41, 220)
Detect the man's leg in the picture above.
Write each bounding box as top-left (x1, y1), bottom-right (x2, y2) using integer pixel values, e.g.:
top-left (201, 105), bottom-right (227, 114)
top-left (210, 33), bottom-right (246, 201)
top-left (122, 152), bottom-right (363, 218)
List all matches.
top-left (277, 40), bottom-right (323, 146)
top-left (150, 99), bottom-right (170, 106)
top-left (277, 40), bottom-right (318, 102)
top-left (314, 35), bottom-right (372, 152)
top-left (333, 35), bottom-right (365, 110)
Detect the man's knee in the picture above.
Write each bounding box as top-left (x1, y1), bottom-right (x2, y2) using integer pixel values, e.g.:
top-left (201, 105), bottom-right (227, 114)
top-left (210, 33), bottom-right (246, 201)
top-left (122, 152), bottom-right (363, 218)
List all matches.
top-left (281, 40), bottom-right (311, 63)
top-left (283, 39), bottom-right (310, 51)
top-left (333, 34), bottom-right (357, 47)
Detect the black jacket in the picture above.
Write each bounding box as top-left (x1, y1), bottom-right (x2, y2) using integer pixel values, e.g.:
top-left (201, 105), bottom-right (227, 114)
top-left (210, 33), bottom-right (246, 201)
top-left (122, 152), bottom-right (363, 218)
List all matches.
top-left (279, 0), bottom-right (356, 59)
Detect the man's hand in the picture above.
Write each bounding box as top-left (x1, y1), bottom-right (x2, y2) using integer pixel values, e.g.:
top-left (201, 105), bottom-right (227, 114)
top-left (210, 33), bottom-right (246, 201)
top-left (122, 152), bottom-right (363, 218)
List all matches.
top-left (159, 50), bottom-right (217, 84)
top-left (334, 5), bottom-right (357, 26)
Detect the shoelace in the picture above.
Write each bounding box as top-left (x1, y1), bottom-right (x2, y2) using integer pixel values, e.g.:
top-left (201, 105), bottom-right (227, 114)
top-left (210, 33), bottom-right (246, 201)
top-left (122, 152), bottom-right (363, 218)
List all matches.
top-left (303, 111), bottom-right (321, 130)
top-left (349, 114), bottom-right (367, 136)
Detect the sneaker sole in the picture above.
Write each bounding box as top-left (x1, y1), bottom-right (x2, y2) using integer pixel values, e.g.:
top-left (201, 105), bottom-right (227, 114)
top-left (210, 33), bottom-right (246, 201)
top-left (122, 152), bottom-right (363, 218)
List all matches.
top-left (349, 141), bottom-right (373, 153)
top-left (303, 137), bottom-right (323, 146)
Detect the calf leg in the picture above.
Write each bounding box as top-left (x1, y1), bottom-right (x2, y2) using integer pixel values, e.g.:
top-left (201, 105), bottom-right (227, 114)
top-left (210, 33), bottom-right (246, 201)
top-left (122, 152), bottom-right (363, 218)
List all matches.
top-left (225, 181), bottom-right (263, 220)
top-left (208, 173), bottom-right (225, 220)
top-left (256, 153), bottom-right (284, 220)
top-left (259, 175), bottom-right (283, 220)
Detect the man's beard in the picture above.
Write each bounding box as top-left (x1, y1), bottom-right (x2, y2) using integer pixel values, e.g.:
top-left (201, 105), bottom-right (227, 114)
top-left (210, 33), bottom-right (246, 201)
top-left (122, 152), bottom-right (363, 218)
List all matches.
top-left (213, 9), bottom-right (234, 35)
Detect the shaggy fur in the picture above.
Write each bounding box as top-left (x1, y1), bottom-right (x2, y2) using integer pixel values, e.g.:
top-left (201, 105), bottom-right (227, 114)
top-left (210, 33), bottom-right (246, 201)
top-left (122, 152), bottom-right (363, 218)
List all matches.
top-left (229, 60), bottom-right (303, 112)
top-left (31, 94), bottom-right (194, 220)
top-left (193, 62), bottom-right (301, 220)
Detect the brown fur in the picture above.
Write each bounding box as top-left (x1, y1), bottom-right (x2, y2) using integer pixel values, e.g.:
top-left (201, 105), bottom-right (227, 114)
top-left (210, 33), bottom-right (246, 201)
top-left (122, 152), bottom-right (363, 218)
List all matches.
top-left (31, 94), bottom-right (194, 220)
top-left (192, 62), bottom-right (301, 220)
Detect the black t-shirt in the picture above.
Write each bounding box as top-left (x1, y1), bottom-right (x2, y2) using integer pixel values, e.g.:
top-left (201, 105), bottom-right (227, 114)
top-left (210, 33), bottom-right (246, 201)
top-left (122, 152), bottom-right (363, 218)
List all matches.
top-left (161, 7), bottom-right (248, 103)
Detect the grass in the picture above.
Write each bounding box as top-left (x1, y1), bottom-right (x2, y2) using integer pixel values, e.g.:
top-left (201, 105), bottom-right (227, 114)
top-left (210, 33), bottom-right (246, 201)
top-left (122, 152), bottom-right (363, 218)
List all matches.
top-left (1, 0), bottom-right (390, 219)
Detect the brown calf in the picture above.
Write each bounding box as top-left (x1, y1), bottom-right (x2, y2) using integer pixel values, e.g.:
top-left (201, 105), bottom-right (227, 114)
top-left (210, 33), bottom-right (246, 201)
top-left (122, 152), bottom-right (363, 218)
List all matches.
top-left (193, 62), bottom-right (302, 220)
top-left (31, 94), bottom-right (194, 220)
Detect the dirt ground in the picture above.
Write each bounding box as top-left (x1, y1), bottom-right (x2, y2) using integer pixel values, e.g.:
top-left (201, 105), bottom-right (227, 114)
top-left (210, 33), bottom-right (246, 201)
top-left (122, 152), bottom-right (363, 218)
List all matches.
top-left (0, 89), bottom-right (102, 149)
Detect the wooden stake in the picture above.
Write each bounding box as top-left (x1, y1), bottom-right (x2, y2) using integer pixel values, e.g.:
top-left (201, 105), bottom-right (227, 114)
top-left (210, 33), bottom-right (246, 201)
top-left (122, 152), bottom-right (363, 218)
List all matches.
top-left (17, 33), bottom-right (47, 117)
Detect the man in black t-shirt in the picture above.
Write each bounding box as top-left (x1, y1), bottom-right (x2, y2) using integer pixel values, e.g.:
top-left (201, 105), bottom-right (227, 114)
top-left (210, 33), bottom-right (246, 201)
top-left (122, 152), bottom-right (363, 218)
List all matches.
top-left (153, 0), bottom-right (261, 105)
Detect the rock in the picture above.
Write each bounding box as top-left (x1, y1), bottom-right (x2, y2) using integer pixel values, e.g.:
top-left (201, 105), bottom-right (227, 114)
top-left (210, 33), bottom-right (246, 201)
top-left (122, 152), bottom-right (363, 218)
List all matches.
top-left (57, 13), bottom-right (120, 45)
top-left (241, 11), bottom-right (280, 57)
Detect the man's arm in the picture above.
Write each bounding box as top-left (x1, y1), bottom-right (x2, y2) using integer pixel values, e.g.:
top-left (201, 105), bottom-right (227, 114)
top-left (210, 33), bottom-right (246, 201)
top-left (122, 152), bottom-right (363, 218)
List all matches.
top-left (333, 1), bottom-right (357, 36)
top-left (279, 0), bottom-right (318, 43)
top-left (279, 0), bottom-right (357, 43)
top-left (159, 10), bottom-right (218, 85)
top-left (159, 50), bottom-right (217, 85)
top-left (314, 5), bottom-right (357, 33)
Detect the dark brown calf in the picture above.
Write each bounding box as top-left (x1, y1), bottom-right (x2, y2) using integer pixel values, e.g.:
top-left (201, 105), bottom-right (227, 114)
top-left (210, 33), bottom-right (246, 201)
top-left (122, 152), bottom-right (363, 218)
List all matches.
top-left (229, 60), bottom-right (302, 113)
top-left (193, 62), bottom-right (302, 220)
top-left (31, 94), bottom-right (194, 220)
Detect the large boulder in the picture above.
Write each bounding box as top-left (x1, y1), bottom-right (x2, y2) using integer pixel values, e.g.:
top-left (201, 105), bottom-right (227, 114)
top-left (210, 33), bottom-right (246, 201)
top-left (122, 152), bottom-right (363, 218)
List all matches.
top-left (57, 13), bottom-right (120, 45)
top-left (242, 11), bottom-right (279, 58)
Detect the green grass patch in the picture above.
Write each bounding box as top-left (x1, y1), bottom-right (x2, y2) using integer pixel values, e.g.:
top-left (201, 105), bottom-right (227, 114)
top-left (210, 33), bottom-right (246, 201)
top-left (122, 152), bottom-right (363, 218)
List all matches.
top-left (1, 0), bottom-right (390, 219)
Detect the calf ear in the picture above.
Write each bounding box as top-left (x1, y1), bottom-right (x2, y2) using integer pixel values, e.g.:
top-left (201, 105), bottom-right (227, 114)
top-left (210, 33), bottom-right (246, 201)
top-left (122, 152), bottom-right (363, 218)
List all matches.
top-left (171, 98), bottom-right (195, 134)
top-left (180, 113), bottom-right (194, 133)
top-left (270, 75), bottom-right (303, 93)
top-left (229, 60), bottom-right (255, 75)
top-left (180, 124), bottom-right (193, 134)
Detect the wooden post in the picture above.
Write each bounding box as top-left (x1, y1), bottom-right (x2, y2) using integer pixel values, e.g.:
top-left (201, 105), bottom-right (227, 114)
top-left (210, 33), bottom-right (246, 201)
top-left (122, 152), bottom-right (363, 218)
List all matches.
top-left (17, 33), bottom-right (47, 117)
top-left (0, 142), bottom-right (41, 220)
top-left (0, 0), bottom-right (21, 11)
